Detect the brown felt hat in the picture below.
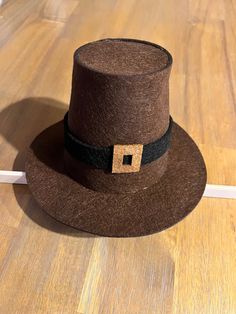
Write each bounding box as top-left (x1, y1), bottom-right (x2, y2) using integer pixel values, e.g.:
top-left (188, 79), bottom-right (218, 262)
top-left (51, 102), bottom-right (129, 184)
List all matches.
top-left (25, 38), bottom-right (207, 237)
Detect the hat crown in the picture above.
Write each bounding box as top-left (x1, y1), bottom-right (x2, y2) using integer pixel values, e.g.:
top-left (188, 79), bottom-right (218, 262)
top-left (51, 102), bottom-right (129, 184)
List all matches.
top-left (68, 38), bottom-right (172, 147)
top-left (65, 38), bottom-right (173, 193)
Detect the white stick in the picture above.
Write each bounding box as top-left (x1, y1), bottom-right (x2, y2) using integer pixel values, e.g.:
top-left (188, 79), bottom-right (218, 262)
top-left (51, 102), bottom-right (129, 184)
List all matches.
top-left (203, 184), bottom-right (236, 199)
top-left (0, 170), bottom-right (27, 184)
top-left (0, 170), bottom-right (236, 199)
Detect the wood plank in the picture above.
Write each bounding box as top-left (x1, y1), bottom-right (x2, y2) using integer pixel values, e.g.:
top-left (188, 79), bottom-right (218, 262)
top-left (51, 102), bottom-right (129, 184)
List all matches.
top-left (0, 191), bottom-right (235, 313)
top-left (42, 0), bottom-right (79, 23)
top-left (173, 198), bottom-right (236, 314)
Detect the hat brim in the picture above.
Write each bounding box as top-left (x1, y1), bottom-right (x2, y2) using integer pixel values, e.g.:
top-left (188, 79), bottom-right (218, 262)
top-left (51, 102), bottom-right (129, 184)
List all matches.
top-left (25, 120), bottom-right (206, 237)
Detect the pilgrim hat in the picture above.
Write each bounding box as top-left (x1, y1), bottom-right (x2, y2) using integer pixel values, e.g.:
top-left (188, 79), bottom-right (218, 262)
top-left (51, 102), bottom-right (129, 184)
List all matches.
top-left (25, 38), bottom-right (207, 237)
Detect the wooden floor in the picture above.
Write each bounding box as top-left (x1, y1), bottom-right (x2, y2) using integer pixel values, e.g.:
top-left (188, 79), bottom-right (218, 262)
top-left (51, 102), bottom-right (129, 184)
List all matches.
top-left (0, 0), bottom-right (235, 313)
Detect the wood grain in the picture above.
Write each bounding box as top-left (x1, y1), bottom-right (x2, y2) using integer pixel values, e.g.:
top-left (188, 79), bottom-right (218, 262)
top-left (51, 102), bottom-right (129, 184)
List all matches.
top-left (0, 1), bottom-right (235, 313)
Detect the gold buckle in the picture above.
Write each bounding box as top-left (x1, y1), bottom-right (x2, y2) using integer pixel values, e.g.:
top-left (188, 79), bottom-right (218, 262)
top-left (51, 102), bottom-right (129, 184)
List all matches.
top-left (112, 144), bottom-right (143, 173)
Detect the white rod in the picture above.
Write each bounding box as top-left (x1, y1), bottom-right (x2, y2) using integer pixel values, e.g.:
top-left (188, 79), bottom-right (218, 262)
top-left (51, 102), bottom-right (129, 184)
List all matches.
top-left (0, 170), bottom-right (27, 184)
top-left (203, 184), bottom-right (236, 199)
top-left (0, 170), bottom-right (236, 199)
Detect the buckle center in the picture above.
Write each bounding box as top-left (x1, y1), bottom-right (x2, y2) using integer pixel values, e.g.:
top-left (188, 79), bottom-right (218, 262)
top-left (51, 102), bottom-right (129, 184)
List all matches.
top-left (112, 144), bottom-right (143, 173)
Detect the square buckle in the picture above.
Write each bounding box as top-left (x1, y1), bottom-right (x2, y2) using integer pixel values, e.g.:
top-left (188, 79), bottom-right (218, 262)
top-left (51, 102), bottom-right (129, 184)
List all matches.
top-left (112, 144), bottom-right (143, 173)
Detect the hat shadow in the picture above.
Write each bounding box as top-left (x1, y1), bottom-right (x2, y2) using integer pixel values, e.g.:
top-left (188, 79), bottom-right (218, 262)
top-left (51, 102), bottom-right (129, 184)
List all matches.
top-left (0, 97), bottom-right (96, 238)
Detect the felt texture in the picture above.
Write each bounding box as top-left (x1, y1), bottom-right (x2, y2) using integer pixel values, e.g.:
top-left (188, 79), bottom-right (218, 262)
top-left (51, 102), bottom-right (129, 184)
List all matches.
top-left (77, 39), bottom-right (169, 75)
top-left (66, 39), bottom-right (172, 192)
top-left (25, 120), bottom-right (207, 237)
